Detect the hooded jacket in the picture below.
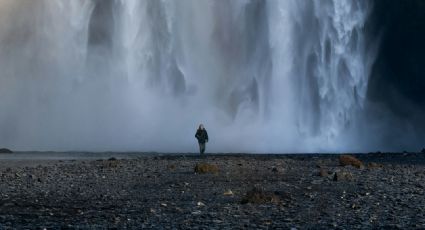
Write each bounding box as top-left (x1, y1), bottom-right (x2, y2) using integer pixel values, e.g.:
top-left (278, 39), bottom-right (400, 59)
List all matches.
top-left (195, 129), bottom-right (209, 144)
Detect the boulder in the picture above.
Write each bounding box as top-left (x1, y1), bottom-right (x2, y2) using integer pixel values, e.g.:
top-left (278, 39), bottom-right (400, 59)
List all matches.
top-left (339, 155), bottom-right (364, 169)
top-left (319, 168), bottom-right (329, 177)
top-left (167, 164), bottom-right (176, 170)
top-left (271, 167), bottom-right (279, 173)
top-left (241, 186), bottom-right (280, 204)
top-left (0, 148), bottom-right (13, 153)
top-left (194, 163), bottom-right (219, 174)
top-left (421, 148), bottom-right (425, 154)
top-left (333, 171), bottom-right (353, 181)
top-left (102, 159), bottom-right (119, 168)
top-left (367, 162), bottom-right (383, 169)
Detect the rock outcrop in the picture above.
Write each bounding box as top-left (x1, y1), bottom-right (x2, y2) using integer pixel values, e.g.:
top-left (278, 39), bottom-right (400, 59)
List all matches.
top-left (0, 148), bottom-right (13, 153)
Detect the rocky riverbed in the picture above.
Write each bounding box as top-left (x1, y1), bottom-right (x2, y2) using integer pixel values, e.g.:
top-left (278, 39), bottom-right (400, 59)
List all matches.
top-left (0, 153), bottom-right (424, 229)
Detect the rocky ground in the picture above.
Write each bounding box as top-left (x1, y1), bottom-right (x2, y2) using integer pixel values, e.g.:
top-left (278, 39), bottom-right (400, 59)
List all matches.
top-left (0, 153), bottom-right (425, 229)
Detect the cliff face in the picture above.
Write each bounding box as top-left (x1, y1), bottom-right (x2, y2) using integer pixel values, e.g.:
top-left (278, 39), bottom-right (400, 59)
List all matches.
top-left (368, 0), bottom-right (425, 114)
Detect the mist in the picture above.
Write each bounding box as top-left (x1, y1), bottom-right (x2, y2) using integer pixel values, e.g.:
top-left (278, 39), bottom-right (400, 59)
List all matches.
top-left (0, 0), bottom-right (423, 153)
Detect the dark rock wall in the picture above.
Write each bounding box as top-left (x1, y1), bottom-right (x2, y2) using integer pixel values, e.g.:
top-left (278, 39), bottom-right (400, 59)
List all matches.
top-left (368, 0), bottom-right (425, 115)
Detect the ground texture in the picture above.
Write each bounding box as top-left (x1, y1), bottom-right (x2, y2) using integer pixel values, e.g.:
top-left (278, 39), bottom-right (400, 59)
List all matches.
top-left (0, 153), bottom-right (425, 229)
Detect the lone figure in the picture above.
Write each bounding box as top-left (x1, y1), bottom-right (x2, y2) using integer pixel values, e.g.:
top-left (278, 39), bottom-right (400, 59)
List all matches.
top-left (195, 124), bottom-right (209, 155)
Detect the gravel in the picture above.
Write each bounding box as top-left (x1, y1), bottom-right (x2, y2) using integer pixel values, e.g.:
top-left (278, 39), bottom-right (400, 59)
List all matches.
top-left (0, 153), bottom-right (424, 229)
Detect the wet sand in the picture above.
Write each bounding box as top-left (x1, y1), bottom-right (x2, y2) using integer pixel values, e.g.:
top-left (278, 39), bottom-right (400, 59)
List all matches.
top-left (0, 152), bottom-right (424, 229)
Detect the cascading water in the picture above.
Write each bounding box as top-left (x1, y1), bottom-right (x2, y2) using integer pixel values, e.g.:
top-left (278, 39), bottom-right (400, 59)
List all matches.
top-left (287, 0), bottom-right (376, 151)
top-left (0, 0), bottom-right (381, 152)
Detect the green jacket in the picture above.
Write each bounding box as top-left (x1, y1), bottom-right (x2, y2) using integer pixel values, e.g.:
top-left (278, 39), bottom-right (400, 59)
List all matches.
top-left (195, 129), bottom-right (209, 144)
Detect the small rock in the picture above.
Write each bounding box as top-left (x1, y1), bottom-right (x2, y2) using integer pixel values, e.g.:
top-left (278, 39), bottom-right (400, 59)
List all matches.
top-left (421, 148), bottom-right (425, 154)
top-left (197, 201), bottom-right (205, 206)
top-left (223, 190), bottom-right (234, 196)
top-left (311, 179), bottom-right (323, 185)
top-left (351, 203), bottom-right (359, 209)
top-left (271, 167), bottom-right (279, 173)
top-left (108, 157), bottom-right (117, 161)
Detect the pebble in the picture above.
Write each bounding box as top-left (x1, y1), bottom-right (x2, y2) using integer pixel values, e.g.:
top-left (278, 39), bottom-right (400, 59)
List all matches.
top-left (0, 154), bottom-right (423, 228)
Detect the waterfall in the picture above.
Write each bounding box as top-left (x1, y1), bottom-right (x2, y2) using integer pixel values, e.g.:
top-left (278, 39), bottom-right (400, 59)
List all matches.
top-left (284, 0), bottom-right (375, 151)
top-left (0, 0), bottom-right (377, 152)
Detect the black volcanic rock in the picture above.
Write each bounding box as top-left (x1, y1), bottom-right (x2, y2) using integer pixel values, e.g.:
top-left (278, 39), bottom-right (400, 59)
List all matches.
top-left (333, 171), bottom-right (353, 182)
top-left (0, 148), bottom-right (13, 153)
top-left (0, 154), bottom-right (424, 228)
top-left (369, 0), bottom-right (425, 111)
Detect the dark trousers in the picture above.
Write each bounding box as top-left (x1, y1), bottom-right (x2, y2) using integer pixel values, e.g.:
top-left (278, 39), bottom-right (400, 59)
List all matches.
top-left (198, 142), bottom-right (206, 155)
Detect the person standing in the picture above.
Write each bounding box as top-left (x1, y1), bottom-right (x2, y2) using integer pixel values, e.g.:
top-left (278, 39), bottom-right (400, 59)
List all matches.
top-left (195, 124), bottom-right (209, 155)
